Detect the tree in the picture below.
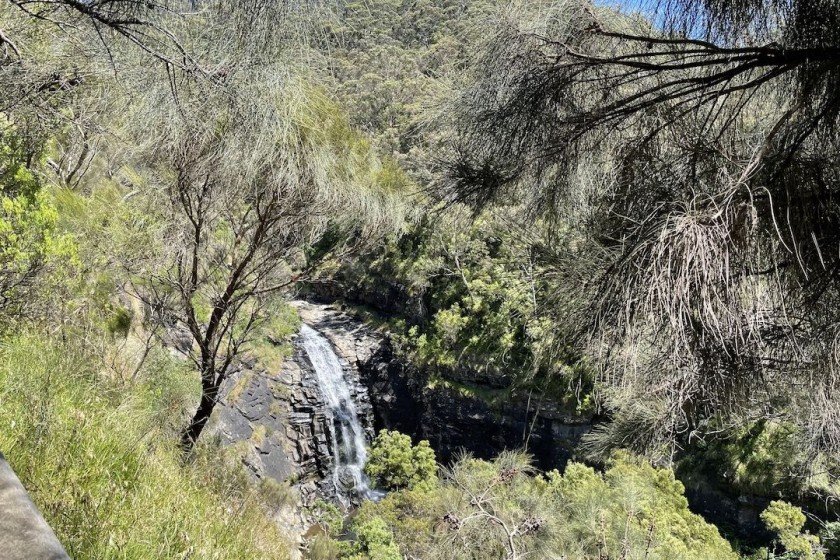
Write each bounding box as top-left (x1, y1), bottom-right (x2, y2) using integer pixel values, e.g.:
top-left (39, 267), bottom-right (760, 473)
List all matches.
top-left (0, 0), bottom-right (321, 191)
top-left (0, 0), bottom-right (198, 146)
top-left (439, 0), bottom-right (840, 462)
top-left (346, 517), bottom-right (402, 560)
top-left (365, 429), bottom-right (437, 491)
top-left (0, 0), bottom-right (197, 70)
top-left (139, 69), bottom-right (401, 450)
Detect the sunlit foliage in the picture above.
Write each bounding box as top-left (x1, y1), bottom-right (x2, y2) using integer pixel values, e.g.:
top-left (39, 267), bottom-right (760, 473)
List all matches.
top-left (349, 450), bottom-right (738, 560)
top-left (365, 429), bottom-right (437, 491)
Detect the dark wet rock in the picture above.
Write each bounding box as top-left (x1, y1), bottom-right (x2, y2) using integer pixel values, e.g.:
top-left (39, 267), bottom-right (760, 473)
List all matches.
top-left (204, 300), bottom-right (597, 510)
top-left (357, 335), bottom-right (593, 470)
top-left (679, 476), bottom-right (774, 543)
top-left (291, 301), bottom-right (595, 470)
top-left (203, 300), bottom-right (595, 518)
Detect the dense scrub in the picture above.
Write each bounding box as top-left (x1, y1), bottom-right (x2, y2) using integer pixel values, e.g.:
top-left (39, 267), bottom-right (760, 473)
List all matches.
top-left (0, 332), bottom-right (295, 559)
top-left (4, 0), bottom-right (840, 557)
top-left (365, 429), bottom-right (437, 491)
top-left (312, 449), bottom-right (743, 559)
top-left (434, 0), bottom-right (840, 473)
top-left (304, 431), bottom-right (836, 559)
top-left (327, 206), bottom-right (595, 412)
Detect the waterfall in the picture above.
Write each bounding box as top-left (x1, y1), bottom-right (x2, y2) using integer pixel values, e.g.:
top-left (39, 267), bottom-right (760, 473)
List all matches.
top-left (299, 323), bottom-right (378, 506)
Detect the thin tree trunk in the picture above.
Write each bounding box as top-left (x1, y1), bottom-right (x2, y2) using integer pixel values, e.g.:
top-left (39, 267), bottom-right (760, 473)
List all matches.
top-left (180, 364), bottom-right (219, 452)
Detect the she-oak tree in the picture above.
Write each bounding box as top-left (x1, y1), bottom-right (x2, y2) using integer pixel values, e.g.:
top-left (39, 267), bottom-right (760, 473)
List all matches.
top-left (441, 0), bottom-right (840, 459)
top-left (139, 72), bottom-right (398, 450)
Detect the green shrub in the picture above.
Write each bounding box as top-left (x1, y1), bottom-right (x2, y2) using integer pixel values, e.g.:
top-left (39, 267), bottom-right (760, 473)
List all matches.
top-left (105, 305), bottom-right (133, 338)
top-left (308, 533), bottom-right (342, 560)
top-left (761, 501), bottom-right (824, 559)
top-left (763, 501), bottom-right (808, 538)
top-left (310, 498), bottom-right (345, 537)
top-left (346, 517), bottom-right (401, 560)
top-left (0, 123), bottom-right (75, 323)
top-left (307, 499), bottom-right (348, 560)
top-left (258, 477), bottom-right (298, 512)
top-left (819, 521), bottom-right (840, 558)
top-left (576, 452), bottom-right (738, 560)
top-left (365, 429), bottom-right (436, 491)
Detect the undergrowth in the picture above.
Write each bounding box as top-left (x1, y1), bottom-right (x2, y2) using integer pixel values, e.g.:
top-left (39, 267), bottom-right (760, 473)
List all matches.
top-left (0, 332), bottom-right (292, 559)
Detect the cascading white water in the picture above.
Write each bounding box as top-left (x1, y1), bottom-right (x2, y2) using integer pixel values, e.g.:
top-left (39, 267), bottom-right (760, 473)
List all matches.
top-left (299, 323), bottom-right (377, 506)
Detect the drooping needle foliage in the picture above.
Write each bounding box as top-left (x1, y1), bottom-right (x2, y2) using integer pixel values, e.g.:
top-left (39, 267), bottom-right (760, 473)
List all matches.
top-left (438, 0), bottom-right (840, 467)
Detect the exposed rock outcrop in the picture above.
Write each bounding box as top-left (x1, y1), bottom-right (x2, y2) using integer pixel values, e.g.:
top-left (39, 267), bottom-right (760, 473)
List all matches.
top-left (207, 301), bottom-right (594, 500)
top-left (205, 302), bottom-right (377, 505)
top-left (679, 477), bottom-right (772, 541)
top-left (292, 302), bottom-right (594, 470)
top-left (360, 335), bottom-right (593, 469)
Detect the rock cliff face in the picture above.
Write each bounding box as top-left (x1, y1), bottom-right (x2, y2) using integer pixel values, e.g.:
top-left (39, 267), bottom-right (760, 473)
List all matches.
top-left (291, 302), bottom-right (593, 470)
top-left (302, 283), bottom-right (595, 468)
top-left (360, 336), bottom-right (593, 469)
top-left (679, 477), bottom-right (771, 540)
top-left (205, 302), bottom-right (376, 506)
top-left (206, 301), bottom-right (594, 500)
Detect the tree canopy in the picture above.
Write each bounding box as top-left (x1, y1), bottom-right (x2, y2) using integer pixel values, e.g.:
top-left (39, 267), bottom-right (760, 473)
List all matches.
top-left (437, 0), bottom-right (840, 466)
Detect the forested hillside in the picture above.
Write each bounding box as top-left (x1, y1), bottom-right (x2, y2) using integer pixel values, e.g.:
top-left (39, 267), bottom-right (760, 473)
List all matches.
top-left (1, 0), bottom-right (839, 559)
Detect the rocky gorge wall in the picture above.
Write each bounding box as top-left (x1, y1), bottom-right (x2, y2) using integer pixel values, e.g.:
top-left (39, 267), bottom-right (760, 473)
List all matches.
top-left (301, 280), bottom-right (595, 468)
top-left (204, 303), bottom-right (377, 507)
top-left (205, 301), bottom-right (594, 495)
top-left (360, 336), bottom-right (593, 470)
top-left (204, 300), bottom-right (783, 546)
